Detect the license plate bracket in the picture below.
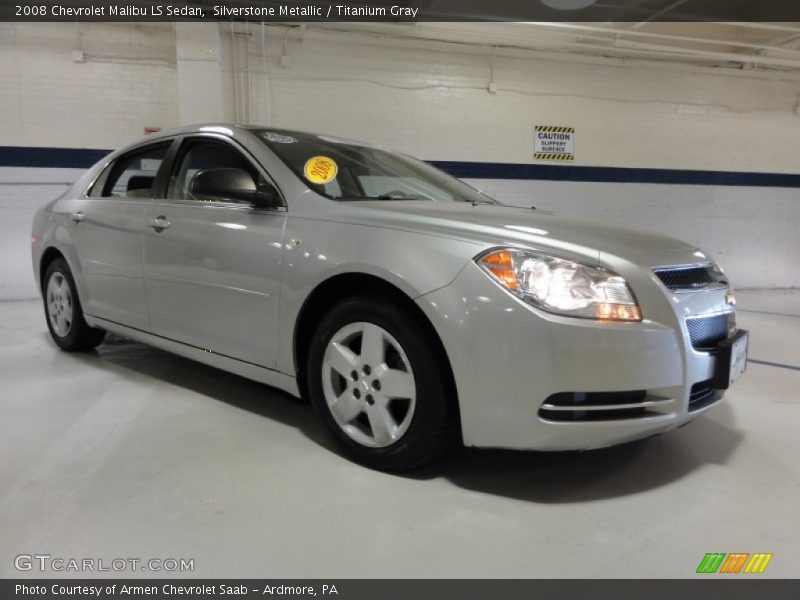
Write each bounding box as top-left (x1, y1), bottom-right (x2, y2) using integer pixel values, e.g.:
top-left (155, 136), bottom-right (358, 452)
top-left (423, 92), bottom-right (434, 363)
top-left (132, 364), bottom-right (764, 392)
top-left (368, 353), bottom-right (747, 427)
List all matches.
top-left (712, 329), bottom-right (749, 390)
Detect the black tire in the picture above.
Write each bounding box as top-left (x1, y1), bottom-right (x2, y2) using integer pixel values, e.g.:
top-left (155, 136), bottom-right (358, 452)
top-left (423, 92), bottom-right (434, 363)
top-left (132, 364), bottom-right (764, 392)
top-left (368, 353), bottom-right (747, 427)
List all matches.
top-left (42, 258), bottom-right (106, 352)
top-left (307, 294), bottom-right (457, 471)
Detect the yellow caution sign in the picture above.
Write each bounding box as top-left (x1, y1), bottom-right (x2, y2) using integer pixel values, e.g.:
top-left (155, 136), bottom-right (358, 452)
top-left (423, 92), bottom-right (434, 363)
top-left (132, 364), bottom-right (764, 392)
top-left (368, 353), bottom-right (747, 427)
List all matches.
top-left (535, 126), bottom-right (575, 134)
top-left (534, 153), bottom-right (574, 161)
top-left (534, 125), bottom-right (575, 161)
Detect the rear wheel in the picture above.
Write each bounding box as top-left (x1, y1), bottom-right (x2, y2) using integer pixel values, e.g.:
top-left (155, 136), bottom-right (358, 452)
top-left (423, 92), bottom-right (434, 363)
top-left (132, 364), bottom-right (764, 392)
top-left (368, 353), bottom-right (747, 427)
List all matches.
top-left (43, 258), bottom-right (105, 351)
top-left (307, 295), bottom-right (456, 471)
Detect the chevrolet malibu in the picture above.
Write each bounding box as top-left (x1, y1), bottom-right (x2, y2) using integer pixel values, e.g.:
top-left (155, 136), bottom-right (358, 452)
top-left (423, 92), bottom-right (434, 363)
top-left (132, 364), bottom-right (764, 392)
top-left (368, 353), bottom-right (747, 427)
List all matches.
top-left (31, 124), bottom-right (749, 470)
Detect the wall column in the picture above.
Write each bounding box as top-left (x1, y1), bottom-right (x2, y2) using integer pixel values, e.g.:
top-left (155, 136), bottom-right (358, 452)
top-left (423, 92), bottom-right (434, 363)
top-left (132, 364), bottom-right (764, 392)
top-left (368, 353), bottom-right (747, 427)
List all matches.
top-left (175, 22), bottom-right (232, 124)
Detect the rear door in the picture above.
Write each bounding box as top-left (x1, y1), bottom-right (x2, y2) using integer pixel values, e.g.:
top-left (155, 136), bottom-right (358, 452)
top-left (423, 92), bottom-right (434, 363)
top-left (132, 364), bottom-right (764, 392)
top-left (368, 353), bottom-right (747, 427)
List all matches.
top-left (69, 140), bottom-right (174, 331)
top-left (142, 134), bottom-right (287, 368)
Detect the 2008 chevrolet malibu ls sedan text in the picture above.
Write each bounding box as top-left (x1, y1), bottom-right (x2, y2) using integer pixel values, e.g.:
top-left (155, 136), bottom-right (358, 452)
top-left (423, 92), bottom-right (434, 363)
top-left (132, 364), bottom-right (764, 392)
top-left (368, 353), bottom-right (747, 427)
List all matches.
top-left (31, 124), bottom-right (749, 470)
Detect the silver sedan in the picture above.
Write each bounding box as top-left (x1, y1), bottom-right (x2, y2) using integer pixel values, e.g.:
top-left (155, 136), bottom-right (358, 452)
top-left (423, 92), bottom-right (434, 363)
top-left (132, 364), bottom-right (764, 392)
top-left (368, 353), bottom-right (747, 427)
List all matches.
top-left (31, 124), bottom-right (749, 470)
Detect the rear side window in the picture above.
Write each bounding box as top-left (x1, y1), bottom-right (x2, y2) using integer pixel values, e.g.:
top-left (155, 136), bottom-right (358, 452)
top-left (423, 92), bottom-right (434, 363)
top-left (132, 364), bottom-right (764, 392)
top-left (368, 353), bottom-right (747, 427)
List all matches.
top-left (90, 142), bottom-right (171, 199)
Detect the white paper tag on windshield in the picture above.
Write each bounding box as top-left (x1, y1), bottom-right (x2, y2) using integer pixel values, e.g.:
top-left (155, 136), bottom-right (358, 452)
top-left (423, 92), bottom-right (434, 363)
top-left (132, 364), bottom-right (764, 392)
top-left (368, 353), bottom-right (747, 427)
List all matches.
top-left (263, 132), bottom-right (296, 144)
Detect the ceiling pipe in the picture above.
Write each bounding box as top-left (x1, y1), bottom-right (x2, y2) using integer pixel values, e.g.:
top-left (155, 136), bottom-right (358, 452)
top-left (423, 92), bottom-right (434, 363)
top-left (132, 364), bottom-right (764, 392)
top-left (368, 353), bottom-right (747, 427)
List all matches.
top-left (609, 38), bottom-right (800, 69)
top-left (719, 22), bottom-right (800, 34)
top-left (766, 32), bottom-right (800, 48)
top-left (265, 22), bottom-right (800, 74)
top-left (514, 22), bottom-right (800, 56)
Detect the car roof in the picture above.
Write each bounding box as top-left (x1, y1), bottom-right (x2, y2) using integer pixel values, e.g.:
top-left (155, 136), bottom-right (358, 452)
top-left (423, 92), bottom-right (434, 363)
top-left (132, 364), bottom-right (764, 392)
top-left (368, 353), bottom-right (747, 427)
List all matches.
top-left (131, 123), bottom-right (249, 144)
top-left (138, 123), bottom-right (371, 147)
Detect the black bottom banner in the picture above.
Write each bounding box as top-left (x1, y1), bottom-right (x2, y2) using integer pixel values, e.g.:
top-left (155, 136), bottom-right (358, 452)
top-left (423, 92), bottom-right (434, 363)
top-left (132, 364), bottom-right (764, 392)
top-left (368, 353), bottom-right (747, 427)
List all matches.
top-left (4, 579), bottom-right (800, 600)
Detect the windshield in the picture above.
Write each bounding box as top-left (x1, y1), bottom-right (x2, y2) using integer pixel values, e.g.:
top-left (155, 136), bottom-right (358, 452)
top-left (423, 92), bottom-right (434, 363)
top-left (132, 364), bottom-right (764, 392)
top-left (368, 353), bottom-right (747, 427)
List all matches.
top-left (256, 129), bottom-right (496, 204)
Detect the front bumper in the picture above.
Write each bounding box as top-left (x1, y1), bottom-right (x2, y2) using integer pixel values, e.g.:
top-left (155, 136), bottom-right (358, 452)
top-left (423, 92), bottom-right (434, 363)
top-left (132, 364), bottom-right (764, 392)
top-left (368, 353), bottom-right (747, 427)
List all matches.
top-left (416, 262), bottom-right (736, 451)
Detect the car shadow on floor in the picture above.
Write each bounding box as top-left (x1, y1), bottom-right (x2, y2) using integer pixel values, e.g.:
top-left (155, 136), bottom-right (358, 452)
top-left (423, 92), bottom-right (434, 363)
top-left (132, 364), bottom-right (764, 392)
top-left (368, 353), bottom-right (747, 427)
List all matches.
top-left (409, 409), bottom-right (743, 503)
top-left (64, 333), bottom-right (745, 504)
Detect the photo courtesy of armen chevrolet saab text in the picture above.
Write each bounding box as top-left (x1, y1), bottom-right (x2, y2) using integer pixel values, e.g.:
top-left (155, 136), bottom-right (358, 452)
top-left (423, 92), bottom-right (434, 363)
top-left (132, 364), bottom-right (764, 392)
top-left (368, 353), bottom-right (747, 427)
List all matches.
top-left (31, 124), bottom-right (749, 471)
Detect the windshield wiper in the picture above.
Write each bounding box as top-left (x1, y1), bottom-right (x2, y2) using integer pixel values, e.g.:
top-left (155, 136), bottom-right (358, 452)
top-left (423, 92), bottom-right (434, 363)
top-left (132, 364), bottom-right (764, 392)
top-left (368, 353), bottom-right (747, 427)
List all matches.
top-left (338, 195), bottom-right (424, 202)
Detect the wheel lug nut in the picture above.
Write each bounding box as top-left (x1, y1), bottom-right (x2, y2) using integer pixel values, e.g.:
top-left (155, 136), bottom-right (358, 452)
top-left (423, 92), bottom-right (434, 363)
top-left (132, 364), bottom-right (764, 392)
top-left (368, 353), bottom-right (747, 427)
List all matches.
top-left (366, 394), bottom-right (374, 405)
top-left (363, 365), bottom-right (371, 376)
top-left (372, 380), bottom-right (381, 390)
top-left (353, 389), bottom-right (361, 399)
top-left (350, 370), bottom-right (358, 381)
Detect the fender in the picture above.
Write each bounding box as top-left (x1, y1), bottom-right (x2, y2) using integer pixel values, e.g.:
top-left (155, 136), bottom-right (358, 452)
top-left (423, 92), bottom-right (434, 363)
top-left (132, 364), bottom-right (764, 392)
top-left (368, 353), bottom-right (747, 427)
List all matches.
top-left (275, 217), bottom-right (482, 375)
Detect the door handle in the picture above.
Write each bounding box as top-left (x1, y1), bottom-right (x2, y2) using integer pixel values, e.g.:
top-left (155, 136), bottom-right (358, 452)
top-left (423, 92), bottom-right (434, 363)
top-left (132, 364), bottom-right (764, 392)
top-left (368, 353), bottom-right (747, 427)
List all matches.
top-left (147, 215), bottom-right (171, 232)
top-left (70, 211), bottom-right (85, 223)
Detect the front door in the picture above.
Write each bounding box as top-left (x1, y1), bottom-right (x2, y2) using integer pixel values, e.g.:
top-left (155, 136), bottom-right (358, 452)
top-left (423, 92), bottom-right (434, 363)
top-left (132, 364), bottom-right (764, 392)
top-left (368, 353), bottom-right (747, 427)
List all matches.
top-left (142, 136), bottom-right (286, 368)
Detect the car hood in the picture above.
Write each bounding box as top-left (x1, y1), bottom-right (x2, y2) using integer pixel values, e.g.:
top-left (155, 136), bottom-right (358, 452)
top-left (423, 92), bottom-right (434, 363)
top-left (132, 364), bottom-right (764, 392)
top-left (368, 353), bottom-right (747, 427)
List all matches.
top-left (339, 200), bottom-right (703, 268)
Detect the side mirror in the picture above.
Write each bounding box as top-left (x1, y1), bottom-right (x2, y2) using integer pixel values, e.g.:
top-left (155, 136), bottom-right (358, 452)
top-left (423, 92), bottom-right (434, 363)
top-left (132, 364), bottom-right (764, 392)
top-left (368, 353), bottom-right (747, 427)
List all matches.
top-left (252, 182), bottom-right (281, 208)
top-left (190, 168), bottom-right (280, 208)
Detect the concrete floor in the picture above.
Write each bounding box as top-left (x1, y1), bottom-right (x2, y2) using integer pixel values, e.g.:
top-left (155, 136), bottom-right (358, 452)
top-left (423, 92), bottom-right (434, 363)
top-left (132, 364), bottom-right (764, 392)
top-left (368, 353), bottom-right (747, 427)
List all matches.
top-left (1, 290), bottom-right (798, 578)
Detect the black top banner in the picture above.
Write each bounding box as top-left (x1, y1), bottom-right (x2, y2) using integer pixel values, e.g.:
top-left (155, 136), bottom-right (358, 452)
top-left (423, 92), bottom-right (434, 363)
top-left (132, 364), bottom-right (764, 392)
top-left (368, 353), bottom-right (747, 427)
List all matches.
top-left (3, 0), bottom-right (800, 22)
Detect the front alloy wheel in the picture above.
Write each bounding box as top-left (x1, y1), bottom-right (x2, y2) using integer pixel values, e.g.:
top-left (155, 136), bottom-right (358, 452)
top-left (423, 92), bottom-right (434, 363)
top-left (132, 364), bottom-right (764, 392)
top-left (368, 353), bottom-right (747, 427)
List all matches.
top-left (322, 322), bottom-right (417, 448)
top-left (307, 295), bottom-right (457, 471)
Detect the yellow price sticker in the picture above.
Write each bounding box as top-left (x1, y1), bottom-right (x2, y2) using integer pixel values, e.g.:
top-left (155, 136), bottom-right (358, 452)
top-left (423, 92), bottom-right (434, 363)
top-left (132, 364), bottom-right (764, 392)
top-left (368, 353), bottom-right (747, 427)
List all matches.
top-left (304, 156), bottom-right (338, 185)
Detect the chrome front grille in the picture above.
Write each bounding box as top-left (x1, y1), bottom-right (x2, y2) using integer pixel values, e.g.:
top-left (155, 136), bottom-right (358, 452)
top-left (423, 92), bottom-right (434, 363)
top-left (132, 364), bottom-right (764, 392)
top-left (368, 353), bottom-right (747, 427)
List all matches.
top-left (686, 313), bottom-right (734, 350)
top-left (654, 264), bottom-right (727, 292)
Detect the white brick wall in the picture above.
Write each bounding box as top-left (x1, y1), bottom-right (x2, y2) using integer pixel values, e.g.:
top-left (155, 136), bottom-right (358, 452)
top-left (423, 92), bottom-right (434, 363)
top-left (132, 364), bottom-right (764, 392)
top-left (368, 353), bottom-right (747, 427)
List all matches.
top-left (4, 21), bottom-right (798, 168)
top-left (1, 23), bottom-right (799, 299)
top-left (241, 27), bottom-right (800, 173)
top-left (0, 23), bottom-right (178, 148)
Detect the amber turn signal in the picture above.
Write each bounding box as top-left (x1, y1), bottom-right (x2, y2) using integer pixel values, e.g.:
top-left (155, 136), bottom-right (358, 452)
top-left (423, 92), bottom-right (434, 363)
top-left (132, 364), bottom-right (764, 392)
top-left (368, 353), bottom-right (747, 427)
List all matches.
top-left (595, 302), bottom-right (641, 322)
top-left (480, 250), bottom-right (518, 290)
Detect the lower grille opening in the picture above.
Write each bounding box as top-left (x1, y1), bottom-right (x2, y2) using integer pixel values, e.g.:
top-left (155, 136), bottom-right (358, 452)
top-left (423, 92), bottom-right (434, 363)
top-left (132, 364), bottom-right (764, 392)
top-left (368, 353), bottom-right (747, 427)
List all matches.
top-left (686, 313), bottom-right (734, 351)
top-left (689, 379), bottom-right (722, 412)
top-left (546, 390), bottom-right (647, 406)
top-left (539, 390), bottom-right (665, 422)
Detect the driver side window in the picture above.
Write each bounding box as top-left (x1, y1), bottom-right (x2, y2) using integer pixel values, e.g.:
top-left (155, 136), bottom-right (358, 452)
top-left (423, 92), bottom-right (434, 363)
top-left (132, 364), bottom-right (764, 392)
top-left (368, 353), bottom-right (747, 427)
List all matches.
top-left (169, 140), bottom-right (263, 203)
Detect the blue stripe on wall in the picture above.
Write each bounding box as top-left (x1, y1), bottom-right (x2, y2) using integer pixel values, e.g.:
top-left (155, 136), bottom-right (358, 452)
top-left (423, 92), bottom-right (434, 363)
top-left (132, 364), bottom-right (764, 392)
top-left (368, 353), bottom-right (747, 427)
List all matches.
top-left (429, 161), bottom-right (800, 188)
top-left (0, 146), bottom-right (110, 169)
top-left (2, 146), bottom-right (800, 188)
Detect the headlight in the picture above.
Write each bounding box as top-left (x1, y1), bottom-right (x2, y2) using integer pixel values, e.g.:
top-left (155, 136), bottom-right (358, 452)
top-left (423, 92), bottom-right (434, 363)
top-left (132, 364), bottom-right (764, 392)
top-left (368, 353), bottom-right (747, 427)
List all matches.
top-left (475, 248), bottom-right (642, 321)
